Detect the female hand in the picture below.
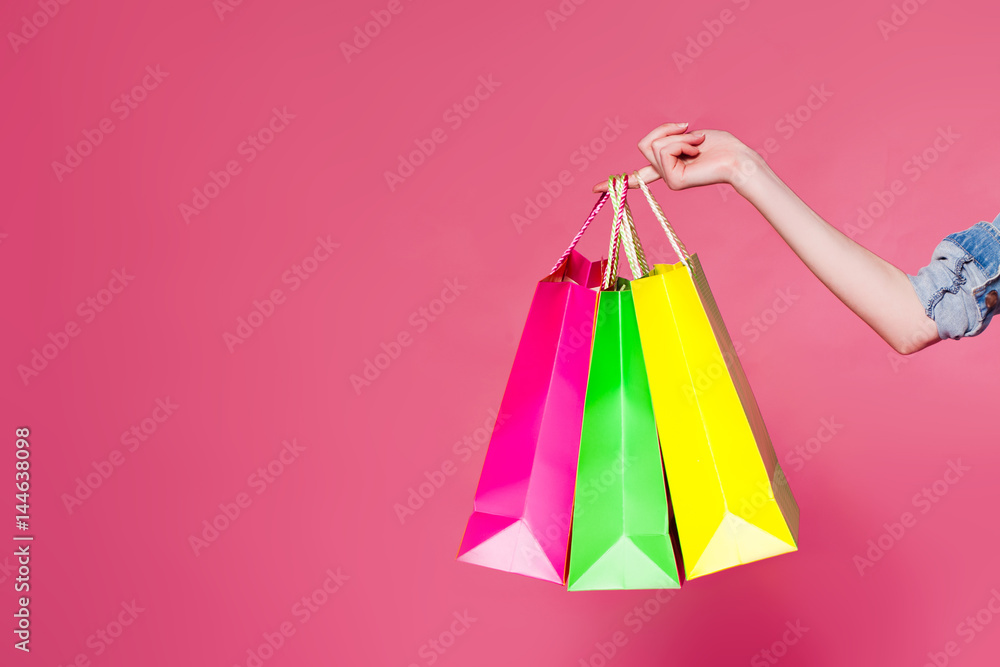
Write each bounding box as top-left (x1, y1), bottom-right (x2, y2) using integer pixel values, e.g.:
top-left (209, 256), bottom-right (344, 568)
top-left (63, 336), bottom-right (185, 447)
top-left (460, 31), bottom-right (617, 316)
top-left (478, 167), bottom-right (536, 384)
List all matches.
top-left (592, 123), bottom-right (757, 192)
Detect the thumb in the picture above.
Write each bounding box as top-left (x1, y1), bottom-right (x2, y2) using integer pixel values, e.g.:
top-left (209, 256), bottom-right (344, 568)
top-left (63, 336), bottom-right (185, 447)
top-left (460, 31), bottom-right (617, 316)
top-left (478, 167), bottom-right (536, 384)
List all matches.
top-left (591, 165), bottom-right (662, 192)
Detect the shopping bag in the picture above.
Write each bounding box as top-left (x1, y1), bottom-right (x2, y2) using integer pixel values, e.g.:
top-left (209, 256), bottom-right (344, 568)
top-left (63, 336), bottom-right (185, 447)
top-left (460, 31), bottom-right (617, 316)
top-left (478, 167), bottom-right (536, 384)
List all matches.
top-left (566, 174), bottom-right (681, 591)
top-left (456, 192), bottom-right (611, 584)
top-left (627, 172), bottom-right (799, 580)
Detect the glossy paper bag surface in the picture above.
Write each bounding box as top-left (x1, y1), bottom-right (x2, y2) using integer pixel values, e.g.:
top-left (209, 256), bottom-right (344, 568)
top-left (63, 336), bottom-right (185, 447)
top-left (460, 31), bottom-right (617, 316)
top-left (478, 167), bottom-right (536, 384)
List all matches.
top-left (567, 286), bottom-right (681, 591)
top-left (457, 249), bottom-right (603, 584)
top-left (630, 255), bottom-right (799, 579)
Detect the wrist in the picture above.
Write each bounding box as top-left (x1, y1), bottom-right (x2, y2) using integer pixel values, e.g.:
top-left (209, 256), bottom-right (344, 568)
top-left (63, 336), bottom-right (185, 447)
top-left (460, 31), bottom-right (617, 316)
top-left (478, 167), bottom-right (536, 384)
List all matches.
top-left (728, 147), bottom-right (772, 199)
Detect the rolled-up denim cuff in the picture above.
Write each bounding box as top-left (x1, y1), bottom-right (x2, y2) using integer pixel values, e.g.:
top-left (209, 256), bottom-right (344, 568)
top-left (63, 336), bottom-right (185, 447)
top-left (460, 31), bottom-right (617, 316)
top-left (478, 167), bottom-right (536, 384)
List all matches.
top-left (905, 217), bottom-right (1000, 340)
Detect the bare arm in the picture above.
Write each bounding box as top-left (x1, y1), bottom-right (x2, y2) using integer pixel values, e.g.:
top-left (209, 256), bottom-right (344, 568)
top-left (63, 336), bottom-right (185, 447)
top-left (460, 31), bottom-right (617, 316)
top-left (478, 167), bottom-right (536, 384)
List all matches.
top-left (593, 124), bottom-right (941, 355)
top-left (730, 150), bottom-right (940, 355)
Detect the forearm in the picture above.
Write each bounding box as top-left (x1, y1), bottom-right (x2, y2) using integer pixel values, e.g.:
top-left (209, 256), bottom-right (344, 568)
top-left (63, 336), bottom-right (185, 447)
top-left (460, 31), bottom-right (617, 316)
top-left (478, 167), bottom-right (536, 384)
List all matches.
top-left (730, 151), bottom-right (939, 354)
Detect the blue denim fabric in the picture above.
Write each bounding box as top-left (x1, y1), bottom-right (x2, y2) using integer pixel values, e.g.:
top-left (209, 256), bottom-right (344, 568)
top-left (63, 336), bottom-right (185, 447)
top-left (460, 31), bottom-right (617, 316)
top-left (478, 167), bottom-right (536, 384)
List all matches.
top-left (906, 213), bottom-right (1000, 340)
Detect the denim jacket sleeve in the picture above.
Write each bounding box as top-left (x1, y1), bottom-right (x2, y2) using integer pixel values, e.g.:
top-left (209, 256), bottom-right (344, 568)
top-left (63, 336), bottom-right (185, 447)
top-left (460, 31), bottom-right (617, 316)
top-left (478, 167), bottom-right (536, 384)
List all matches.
top-left (905, 213), bottom-right (1000, 340)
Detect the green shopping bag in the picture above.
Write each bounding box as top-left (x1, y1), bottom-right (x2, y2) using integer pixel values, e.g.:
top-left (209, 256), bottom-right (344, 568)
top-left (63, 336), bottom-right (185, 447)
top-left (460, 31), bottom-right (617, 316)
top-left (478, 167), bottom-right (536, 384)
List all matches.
top-left (566, 174), bottom-right (682, 591)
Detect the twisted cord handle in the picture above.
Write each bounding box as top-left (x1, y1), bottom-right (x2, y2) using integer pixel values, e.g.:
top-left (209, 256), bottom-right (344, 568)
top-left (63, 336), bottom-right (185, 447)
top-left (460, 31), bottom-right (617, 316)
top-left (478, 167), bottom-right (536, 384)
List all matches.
top-left (633, 170), bottom-right (690, 270)
top-left (604, 173), bottom-right (648, 283)
top-left (602, 174), bottom-right (629, 290)
top-left (550, 190), bottom-right (611, 275)
top-left (620, 196), bottom-right (648, 278)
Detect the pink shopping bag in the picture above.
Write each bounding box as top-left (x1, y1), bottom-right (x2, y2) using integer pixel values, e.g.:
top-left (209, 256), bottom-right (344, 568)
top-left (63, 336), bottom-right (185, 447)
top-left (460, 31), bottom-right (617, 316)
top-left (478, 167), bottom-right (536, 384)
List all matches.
top-left (456, 193), bottom-right (611, 584)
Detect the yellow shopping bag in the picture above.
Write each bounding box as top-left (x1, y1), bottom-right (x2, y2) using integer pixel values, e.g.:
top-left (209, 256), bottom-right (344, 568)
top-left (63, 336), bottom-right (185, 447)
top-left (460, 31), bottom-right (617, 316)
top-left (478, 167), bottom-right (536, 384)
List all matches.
top-left (625, 172), bottom-right (799, 580)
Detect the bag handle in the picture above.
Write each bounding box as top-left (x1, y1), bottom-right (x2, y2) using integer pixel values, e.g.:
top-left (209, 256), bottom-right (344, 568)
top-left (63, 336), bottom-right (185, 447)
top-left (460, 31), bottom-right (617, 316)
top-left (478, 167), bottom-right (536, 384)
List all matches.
top-left (621, 191), bottom-right (649, 277)
top-left (549, 190), bottom-right (611, 275)
top-left (602, 174), bottom-right (649, 289)
top-left (602, 175), bottom-right (627, 289)
top-left (631, 170), bottom-right (691, 271)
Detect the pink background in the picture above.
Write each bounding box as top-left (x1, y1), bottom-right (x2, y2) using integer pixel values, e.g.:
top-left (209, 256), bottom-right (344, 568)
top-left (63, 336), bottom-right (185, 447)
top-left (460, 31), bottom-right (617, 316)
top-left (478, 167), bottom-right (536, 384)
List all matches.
top-left (2, 0), bottom-right (1000, 665)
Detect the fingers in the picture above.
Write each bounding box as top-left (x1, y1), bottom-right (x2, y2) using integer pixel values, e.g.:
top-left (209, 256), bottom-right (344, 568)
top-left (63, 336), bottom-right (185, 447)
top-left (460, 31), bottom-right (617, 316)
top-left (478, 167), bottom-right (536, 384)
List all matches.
top-left (672, 140), bottom-right (702, 158)
top-left (638, 122), bottom-right (692, 152)
top-left (590, 123), bottom-right (704, 192)
top-left (636, 134), bottom-right (701, 184)
top-left (591, 165), bottom-right (662, 192)
top-left (646, 134), bottom-right (702, 159)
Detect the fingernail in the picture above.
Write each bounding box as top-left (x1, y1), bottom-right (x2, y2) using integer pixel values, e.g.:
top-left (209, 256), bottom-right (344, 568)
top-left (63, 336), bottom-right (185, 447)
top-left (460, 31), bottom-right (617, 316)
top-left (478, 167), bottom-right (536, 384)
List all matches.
top-left (675, 122), bottom-right (688, 126)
